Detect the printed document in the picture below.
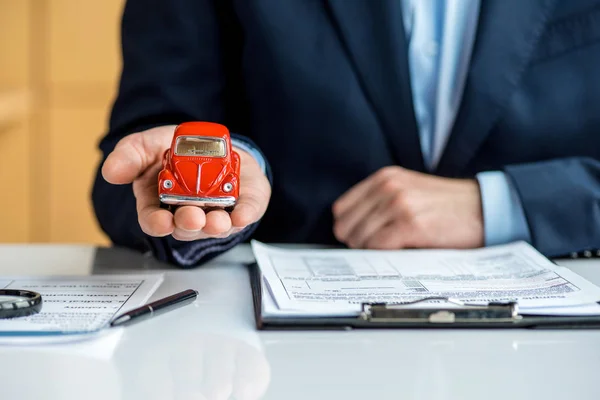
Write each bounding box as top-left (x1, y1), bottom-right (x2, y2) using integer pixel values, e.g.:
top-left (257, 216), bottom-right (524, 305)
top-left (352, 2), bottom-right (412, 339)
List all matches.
top-left (251, 241), bottom-right (600, 317)
top-left (0, 274), bottom-right (163, 335)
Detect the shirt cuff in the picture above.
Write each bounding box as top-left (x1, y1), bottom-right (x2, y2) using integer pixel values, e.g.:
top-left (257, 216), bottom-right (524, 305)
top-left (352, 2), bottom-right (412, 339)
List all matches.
top-left (476, 171), bottom-right (532, 246)
top-left (231, 137), bottom-right (266, 174)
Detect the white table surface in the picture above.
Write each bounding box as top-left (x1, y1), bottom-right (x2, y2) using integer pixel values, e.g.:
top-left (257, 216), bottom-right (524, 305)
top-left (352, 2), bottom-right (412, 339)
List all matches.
top-left (1, 243), bottom-right (599, 400)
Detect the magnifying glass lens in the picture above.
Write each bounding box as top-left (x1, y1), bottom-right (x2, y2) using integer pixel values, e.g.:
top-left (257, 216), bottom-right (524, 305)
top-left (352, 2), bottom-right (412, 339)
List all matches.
top-left (0, 295), bottom-right (26, 303)
top-left (0, 290), bottom-right (43, 319)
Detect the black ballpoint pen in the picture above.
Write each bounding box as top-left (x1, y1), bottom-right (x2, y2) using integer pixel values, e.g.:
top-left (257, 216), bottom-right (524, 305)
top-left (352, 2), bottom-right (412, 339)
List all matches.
top-left (110, 289), bottom-right (198, 328)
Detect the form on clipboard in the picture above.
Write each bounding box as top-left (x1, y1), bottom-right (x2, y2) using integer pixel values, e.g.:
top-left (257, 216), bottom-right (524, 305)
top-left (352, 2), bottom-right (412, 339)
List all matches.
top-left (249, 241), bottom-right (600, 329)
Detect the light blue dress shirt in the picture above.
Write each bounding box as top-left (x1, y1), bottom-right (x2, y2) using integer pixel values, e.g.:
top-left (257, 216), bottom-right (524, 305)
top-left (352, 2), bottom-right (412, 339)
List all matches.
top-left (400, 0), bottom-right (531, 246)
top-left (231, 138), bottom-right (266, 173)
top-left (240, 0), bottom-right (532, 246)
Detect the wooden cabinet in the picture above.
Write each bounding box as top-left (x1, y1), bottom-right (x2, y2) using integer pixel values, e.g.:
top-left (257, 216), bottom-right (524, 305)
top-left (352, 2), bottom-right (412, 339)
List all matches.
top-left (0, 0), bottom-right (33, 242)
top-left (0, 0), bottom-right (124, 244)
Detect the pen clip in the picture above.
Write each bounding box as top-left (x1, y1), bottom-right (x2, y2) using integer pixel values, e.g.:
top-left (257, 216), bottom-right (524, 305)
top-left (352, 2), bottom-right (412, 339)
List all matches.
top-left (360, 297), bottom-right (521, 323)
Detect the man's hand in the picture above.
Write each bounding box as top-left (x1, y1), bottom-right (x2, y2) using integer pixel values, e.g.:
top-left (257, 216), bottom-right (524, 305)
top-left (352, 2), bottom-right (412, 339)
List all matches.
top-left (332, 166), bottom-right (484, 250)
top-left (101, 125), bottom-right (271, 241)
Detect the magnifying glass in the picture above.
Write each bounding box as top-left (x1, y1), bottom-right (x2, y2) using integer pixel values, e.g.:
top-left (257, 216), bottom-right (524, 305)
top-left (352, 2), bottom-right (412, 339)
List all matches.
top-left (0, 289), bottom-right (43, 319)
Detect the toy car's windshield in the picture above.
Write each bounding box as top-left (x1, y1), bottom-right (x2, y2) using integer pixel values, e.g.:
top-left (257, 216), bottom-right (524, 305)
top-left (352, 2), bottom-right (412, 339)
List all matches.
top-left (175, 137), bottom-right (226, 157)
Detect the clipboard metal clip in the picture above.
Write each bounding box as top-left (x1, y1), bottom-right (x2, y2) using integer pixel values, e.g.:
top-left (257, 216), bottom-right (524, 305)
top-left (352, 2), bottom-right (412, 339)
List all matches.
top-left (360, 297), bottom-right (522, 324)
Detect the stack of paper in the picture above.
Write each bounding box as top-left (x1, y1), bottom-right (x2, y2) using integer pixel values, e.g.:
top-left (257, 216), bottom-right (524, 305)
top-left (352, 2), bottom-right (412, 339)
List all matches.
top-left (251, 241), bottom-right (600, 318)
top-left (0, 274), bottom-right (163, 338)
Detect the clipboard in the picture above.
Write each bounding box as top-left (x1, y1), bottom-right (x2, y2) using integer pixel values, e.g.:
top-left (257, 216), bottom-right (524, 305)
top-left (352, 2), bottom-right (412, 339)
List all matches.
top-left (248, 263), bottom-right (600, 330)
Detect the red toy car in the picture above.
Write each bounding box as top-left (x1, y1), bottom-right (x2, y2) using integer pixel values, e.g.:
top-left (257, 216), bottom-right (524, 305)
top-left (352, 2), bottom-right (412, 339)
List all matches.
top-left (158, 122), bottom-right (240, 209)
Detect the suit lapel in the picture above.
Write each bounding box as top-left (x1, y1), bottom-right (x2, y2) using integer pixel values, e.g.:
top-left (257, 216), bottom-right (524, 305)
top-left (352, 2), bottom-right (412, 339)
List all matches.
top-left (436, 0), bottom-right (558, 176)
top-left (326, 0), bottom-right (425, 171)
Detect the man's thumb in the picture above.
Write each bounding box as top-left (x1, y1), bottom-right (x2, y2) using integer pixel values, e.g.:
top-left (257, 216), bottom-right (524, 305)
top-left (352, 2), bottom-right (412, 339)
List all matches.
top-left (101, 134), bottom-right (148, 185)
top-left (102, 125), bottom-right (176, 185)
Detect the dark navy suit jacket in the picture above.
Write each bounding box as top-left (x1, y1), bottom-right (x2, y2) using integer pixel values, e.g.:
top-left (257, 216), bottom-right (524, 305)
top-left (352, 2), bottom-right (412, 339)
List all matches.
top-left (92, 0), bottom-right (600, 265)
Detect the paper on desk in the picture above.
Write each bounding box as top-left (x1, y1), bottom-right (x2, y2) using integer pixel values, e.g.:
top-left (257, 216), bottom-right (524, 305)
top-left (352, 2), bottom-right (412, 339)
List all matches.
top-left (251, 241), bottom-right (600, 317)
top-left (0, 274), bottom-right (163, 336)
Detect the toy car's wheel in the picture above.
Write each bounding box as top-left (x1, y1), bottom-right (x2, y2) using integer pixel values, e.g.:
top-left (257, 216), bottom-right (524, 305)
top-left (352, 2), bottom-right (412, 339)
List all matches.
top-left (224, 206), bottom-right (234, 213)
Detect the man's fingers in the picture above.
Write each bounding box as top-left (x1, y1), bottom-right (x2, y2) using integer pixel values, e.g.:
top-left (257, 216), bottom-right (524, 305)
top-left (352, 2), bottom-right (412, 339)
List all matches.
top-left (333, 166), bottom-right (405, 218)
top-left (133, 164), bottom-right (174, 236)
top-left (333, 198), bottom-right (377, 243)
top-left (172, 206), bottom-right (207, 241)
top-left (172, 226), bottom-right (241, 241)
top-left (333, 185), bottom-right (395, 243)
top-left (174, 206), bottom-right (207, 232)
top-left (102, 126), bottom-right (175, 185)
top-left (231, 191), bottom-right (265, 228)
top-left (172, 208), bottom-right (234, 239)
top-left (345, 202), bottom-right (392, 248)
top-left (364, 222), bottom-right (408, 250)
top-left (332, 174), bottom-right (378, 218)
top-left (137, 206), bottom-right (174, 237)
top-left (203, 210), bottom-right (232, 235)
top-left (126, 142), bottom-right (270, 239)
top-left (230, 150), bottom-right (271, 228)
top-left (102, 138), bottom-right (145, 185)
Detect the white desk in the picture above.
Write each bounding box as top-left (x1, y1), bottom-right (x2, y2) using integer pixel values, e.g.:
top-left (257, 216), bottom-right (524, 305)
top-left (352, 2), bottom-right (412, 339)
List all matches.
top-left (1, 244), bottom-right (599, 400)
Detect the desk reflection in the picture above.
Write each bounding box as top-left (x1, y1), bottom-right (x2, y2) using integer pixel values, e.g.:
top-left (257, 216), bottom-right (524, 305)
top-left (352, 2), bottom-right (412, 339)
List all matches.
top-left (1, 347), bottom-right (121, 399)
top-left (116, 331), bottom-right (271, 400)
top-left (261, 330), bottom-right (600, 400)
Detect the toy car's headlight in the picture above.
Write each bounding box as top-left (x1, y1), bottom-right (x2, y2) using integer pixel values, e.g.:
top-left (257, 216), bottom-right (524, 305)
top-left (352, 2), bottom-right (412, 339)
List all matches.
top-left (163, 180), bottom-right (173, 189)
top-left (222, 182), bottom-right (233, 193)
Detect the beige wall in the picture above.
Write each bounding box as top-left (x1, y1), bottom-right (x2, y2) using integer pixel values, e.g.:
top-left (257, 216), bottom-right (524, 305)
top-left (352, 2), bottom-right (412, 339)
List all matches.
top-left (0, 0), bottom-right (125, 244)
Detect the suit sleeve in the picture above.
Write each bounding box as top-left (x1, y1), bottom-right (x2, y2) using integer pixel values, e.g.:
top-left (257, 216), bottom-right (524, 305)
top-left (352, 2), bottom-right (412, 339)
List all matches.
top-left (503, 157), bottom-right (600, 257)
top-left (91, 0), bottom-right (268, 267)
